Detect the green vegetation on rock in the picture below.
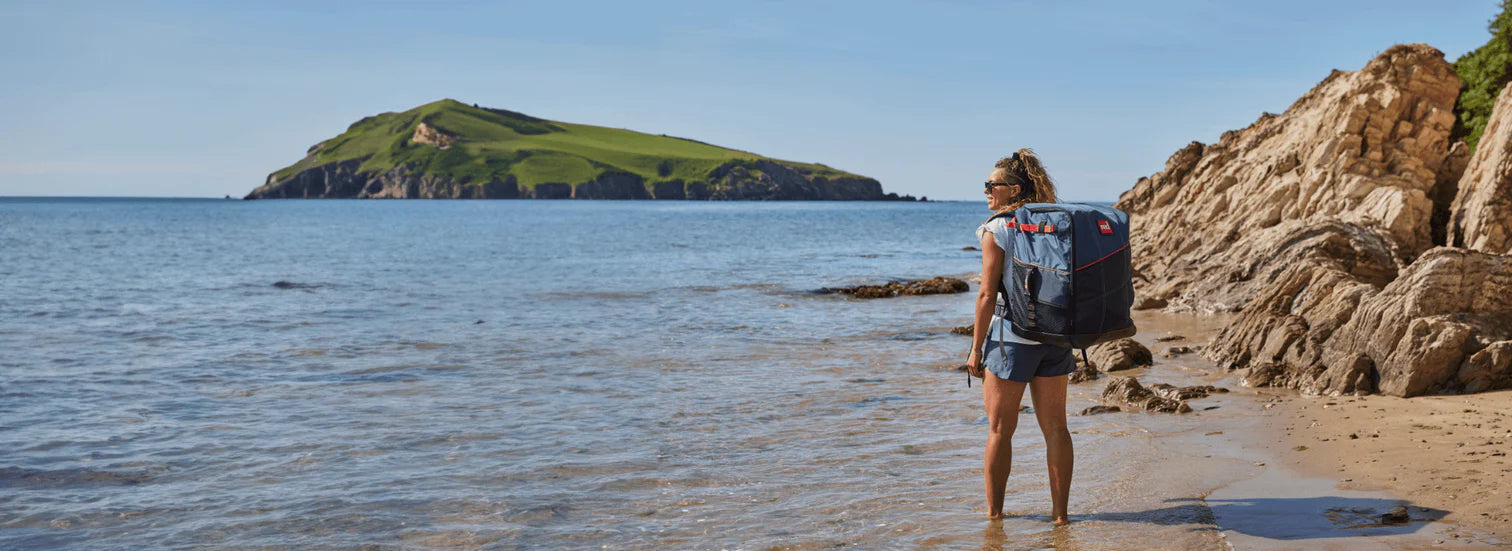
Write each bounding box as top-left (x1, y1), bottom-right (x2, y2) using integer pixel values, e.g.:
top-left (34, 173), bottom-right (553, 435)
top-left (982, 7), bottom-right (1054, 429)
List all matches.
top-left (270, 99), bottom-right (864, 192)
top-left (1452, 0), bottom-right (1512, 152)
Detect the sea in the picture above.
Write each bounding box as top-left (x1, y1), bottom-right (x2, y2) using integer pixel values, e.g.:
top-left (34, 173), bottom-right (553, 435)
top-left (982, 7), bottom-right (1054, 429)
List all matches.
top-left (0, 198), bottom-right (1484, 550)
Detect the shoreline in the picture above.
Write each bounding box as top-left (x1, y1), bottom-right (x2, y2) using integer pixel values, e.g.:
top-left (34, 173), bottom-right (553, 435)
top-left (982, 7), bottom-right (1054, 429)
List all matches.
top-left (1101, 310), bottom-right (1509, 548)
top-left (1260, 388), bottom-right (1512, 538)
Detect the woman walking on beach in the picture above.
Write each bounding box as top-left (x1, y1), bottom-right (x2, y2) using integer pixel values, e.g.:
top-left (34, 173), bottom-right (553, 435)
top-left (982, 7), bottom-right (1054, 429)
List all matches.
top-left (966, 149), bottom-right (1074, 524)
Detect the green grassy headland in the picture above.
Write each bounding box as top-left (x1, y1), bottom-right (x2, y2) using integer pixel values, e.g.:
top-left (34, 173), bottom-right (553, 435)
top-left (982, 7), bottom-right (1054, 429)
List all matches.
top-left (271, 99), bottom-right (865, 191)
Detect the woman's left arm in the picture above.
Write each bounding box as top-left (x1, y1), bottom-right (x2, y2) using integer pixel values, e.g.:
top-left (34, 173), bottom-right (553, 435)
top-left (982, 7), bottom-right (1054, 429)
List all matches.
top-left (968, 228), bottom-right (1004, 378)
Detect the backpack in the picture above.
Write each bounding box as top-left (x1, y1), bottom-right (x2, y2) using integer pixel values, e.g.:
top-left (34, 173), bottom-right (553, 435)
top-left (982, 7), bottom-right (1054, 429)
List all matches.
top-left (986, 202), bottom-right (1136, 358)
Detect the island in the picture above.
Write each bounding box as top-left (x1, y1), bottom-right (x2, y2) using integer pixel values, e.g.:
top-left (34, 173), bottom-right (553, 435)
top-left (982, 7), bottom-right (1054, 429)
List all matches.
top-left (245, 99), bottom-right (919, 201)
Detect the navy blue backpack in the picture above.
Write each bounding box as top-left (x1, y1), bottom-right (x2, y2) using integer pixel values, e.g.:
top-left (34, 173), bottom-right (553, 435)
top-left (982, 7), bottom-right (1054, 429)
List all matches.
top-left (987, 202), bottom-right (1136, 356)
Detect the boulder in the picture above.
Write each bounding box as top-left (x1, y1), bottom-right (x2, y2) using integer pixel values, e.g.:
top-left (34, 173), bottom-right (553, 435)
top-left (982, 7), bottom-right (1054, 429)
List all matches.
top-left (1087, 338), bottom-right (1153, 372)
top-left (1455, 341), bottom-right (1512, 393)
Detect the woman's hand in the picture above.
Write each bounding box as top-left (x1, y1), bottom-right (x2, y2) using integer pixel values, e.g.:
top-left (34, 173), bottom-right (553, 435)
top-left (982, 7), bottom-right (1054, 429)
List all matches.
top-left (967, 349), bottom-right (984, 379)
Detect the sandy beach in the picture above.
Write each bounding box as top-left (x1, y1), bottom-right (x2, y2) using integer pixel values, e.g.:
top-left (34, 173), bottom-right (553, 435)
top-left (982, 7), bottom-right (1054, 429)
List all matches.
top-left (1075, 309), bottom-right (1512, 549)
top-left (1260, 388), bottom-right (1512, 538)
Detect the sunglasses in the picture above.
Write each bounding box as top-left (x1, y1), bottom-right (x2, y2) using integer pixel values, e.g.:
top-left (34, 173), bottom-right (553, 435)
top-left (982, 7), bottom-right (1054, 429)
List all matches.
top-left (984, 181), bottom-right (1015, 190)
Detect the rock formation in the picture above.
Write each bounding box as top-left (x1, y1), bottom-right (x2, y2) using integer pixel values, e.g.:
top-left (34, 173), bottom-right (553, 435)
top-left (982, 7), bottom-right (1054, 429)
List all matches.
top-left (1117, 44), bottom-right (1460, 313)
top-left (1449, 81), bottom-right (1512, 253)
top-left (411, 122), bottom-right (454, 149)
top-left (1117, 44), bottom-right (1512, 397)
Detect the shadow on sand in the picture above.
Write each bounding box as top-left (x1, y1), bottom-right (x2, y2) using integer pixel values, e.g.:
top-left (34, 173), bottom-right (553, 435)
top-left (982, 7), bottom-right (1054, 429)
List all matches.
top-left (979, 496), bottom-right (1448, 550)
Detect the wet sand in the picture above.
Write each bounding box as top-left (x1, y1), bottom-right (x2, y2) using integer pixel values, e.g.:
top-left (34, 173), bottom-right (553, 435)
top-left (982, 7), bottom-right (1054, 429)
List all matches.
top-left (1260, 388), bottom-right (1512, 539)
top-left (1095, 310), bottom-right (1509, 550)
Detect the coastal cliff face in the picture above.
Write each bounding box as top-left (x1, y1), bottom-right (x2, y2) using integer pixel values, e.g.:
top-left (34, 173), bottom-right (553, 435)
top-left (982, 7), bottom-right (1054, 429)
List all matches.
top-left (245, 99), bottom-right (914, 201)
top-left (1118, 44), bottom-right (1512, 397)
top-left (1450, 81), bottom-right (1512, 253)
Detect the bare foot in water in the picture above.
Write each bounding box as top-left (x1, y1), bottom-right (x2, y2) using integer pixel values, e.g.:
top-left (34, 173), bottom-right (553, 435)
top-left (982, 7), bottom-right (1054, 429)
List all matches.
top-left (987, 512), bottom-right (1004, 520)
top-left (1052, 515), bottom-right (1071, 526)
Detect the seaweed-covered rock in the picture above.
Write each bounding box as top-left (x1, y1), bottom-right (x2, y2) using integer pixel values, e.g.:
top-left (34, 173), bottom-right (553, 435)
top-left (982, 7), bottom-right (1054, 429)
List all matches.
top-left (821, 277), bottom-right (969, 299)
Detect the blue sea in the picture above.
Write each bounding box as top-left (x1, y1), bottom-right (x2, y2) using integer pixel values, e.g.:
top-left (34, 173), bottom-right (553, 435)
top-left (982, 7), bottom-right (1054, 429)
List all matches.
top-left (5, 197), bottom-right (1429, 550)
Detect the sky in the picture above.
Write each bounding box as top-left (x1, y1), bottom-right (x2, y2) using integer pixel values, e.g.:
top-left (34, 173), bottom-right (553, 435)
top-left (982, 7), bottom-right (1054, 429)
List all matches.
top-left (0, 0), bottom-right (1497, 201)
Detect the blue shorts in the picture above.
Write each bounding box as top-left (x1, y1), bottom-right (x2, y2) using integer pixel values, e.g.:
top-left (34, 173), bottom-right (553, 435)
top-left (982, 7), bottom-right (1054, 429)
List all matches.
top-left (982, 333), bottom-right (1075, 383)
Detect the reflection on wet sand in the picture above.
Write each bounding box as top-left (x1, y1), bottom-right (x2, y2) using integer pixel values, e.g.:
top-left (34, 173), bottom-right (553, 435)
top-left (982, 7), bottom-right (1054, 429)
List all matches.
top-left (981, 521), bottom-right (1080, 551)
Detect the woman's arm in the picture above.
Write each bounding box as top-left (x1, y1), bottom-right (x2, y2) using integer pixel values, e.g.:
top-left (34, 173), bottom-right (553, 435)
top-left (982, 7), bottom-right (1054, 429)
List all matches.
top-left (968, 228), bottom-right (1004, 378)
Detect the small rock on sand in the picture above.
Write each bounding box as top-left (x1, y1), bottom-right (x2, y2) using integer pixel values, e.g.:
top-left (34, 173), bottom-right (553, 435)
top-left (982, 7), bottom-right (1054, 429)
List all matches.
top-left (1080, 405), bottom-right (1121, 415)
top-left (1382, 506), bottom-right (1410, 525)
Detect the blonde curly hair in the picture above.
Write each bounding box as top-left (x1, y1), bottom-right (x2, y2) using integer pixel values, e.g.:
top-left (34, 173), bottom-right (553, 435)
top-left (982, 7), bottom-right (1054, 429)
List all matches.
top-left (993, 148), bottom-right (1059, 212)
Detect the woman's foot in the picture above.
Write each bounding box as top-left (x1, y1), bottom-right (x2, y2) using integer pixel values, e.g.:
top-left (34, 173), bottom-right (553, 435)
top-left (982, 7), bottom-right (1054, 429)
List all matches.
top-left (1052, 515), bottom-right (1070, 526)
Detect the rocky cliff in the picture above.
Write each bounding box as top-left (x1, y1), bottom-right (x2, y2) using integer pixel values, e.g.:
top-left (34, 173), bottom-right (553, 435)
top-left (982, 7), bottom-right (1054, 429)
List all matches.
top-left (1116, 44), bottom-right (1512, 397)
top-left (246, 99), bottom-right (916, 201)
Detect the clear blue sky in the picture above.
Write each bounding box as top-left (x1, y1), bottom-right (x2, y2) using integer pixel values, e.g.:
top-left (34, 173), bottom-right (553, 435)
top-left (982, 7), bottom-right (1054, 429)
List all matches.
top-left (0, 0), bottom-right (1495, 201)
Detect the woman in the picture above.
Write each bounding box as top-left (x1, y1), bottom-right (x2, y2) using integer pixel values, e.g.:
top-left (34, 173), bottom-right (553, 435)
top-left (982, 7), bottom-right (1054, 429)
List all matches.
top-left (966, 148), bottom-right (1074, 525)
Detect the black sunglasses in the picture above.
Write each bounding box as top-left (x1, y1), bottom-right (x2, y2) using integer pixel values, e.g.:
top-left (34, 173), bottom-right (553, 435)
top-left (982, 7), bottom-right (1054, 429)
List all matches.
top-left (984, 181), bottom-right (1015, 190)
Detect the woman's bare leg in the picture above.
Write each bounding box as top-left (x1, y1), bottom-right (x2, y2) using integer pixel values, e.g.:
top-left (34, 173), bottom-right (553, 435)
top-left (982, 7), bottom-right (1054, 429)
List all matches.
top-left (982, 371), bottom-right (1028, 519)
top-left (1029, 373), bottom-right (1073, 525)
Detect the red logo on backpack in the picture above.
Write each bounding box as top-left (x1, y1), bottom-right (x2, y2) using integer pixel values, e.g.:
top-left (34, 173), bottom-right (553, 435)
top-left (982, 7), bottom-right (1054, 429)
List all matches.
top-left (1098, 220), bottom-right (1113, 235)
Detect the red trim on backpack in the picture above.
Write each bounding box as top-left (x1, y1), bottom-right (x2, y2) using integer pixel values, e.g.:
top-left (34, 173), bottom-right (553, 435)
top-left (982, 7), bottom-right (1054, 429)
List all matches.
top-left (1076, 243), bottom-right (1128, 271)
top-left (1006, 218), bottom-right (1017, 229)
top-left (1020, 223), bottom-right (1040, 232)
top-left (1043, 224), bottom-right (1055, 233)
top-left (1097, 220), bottom-right (1113, 235)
